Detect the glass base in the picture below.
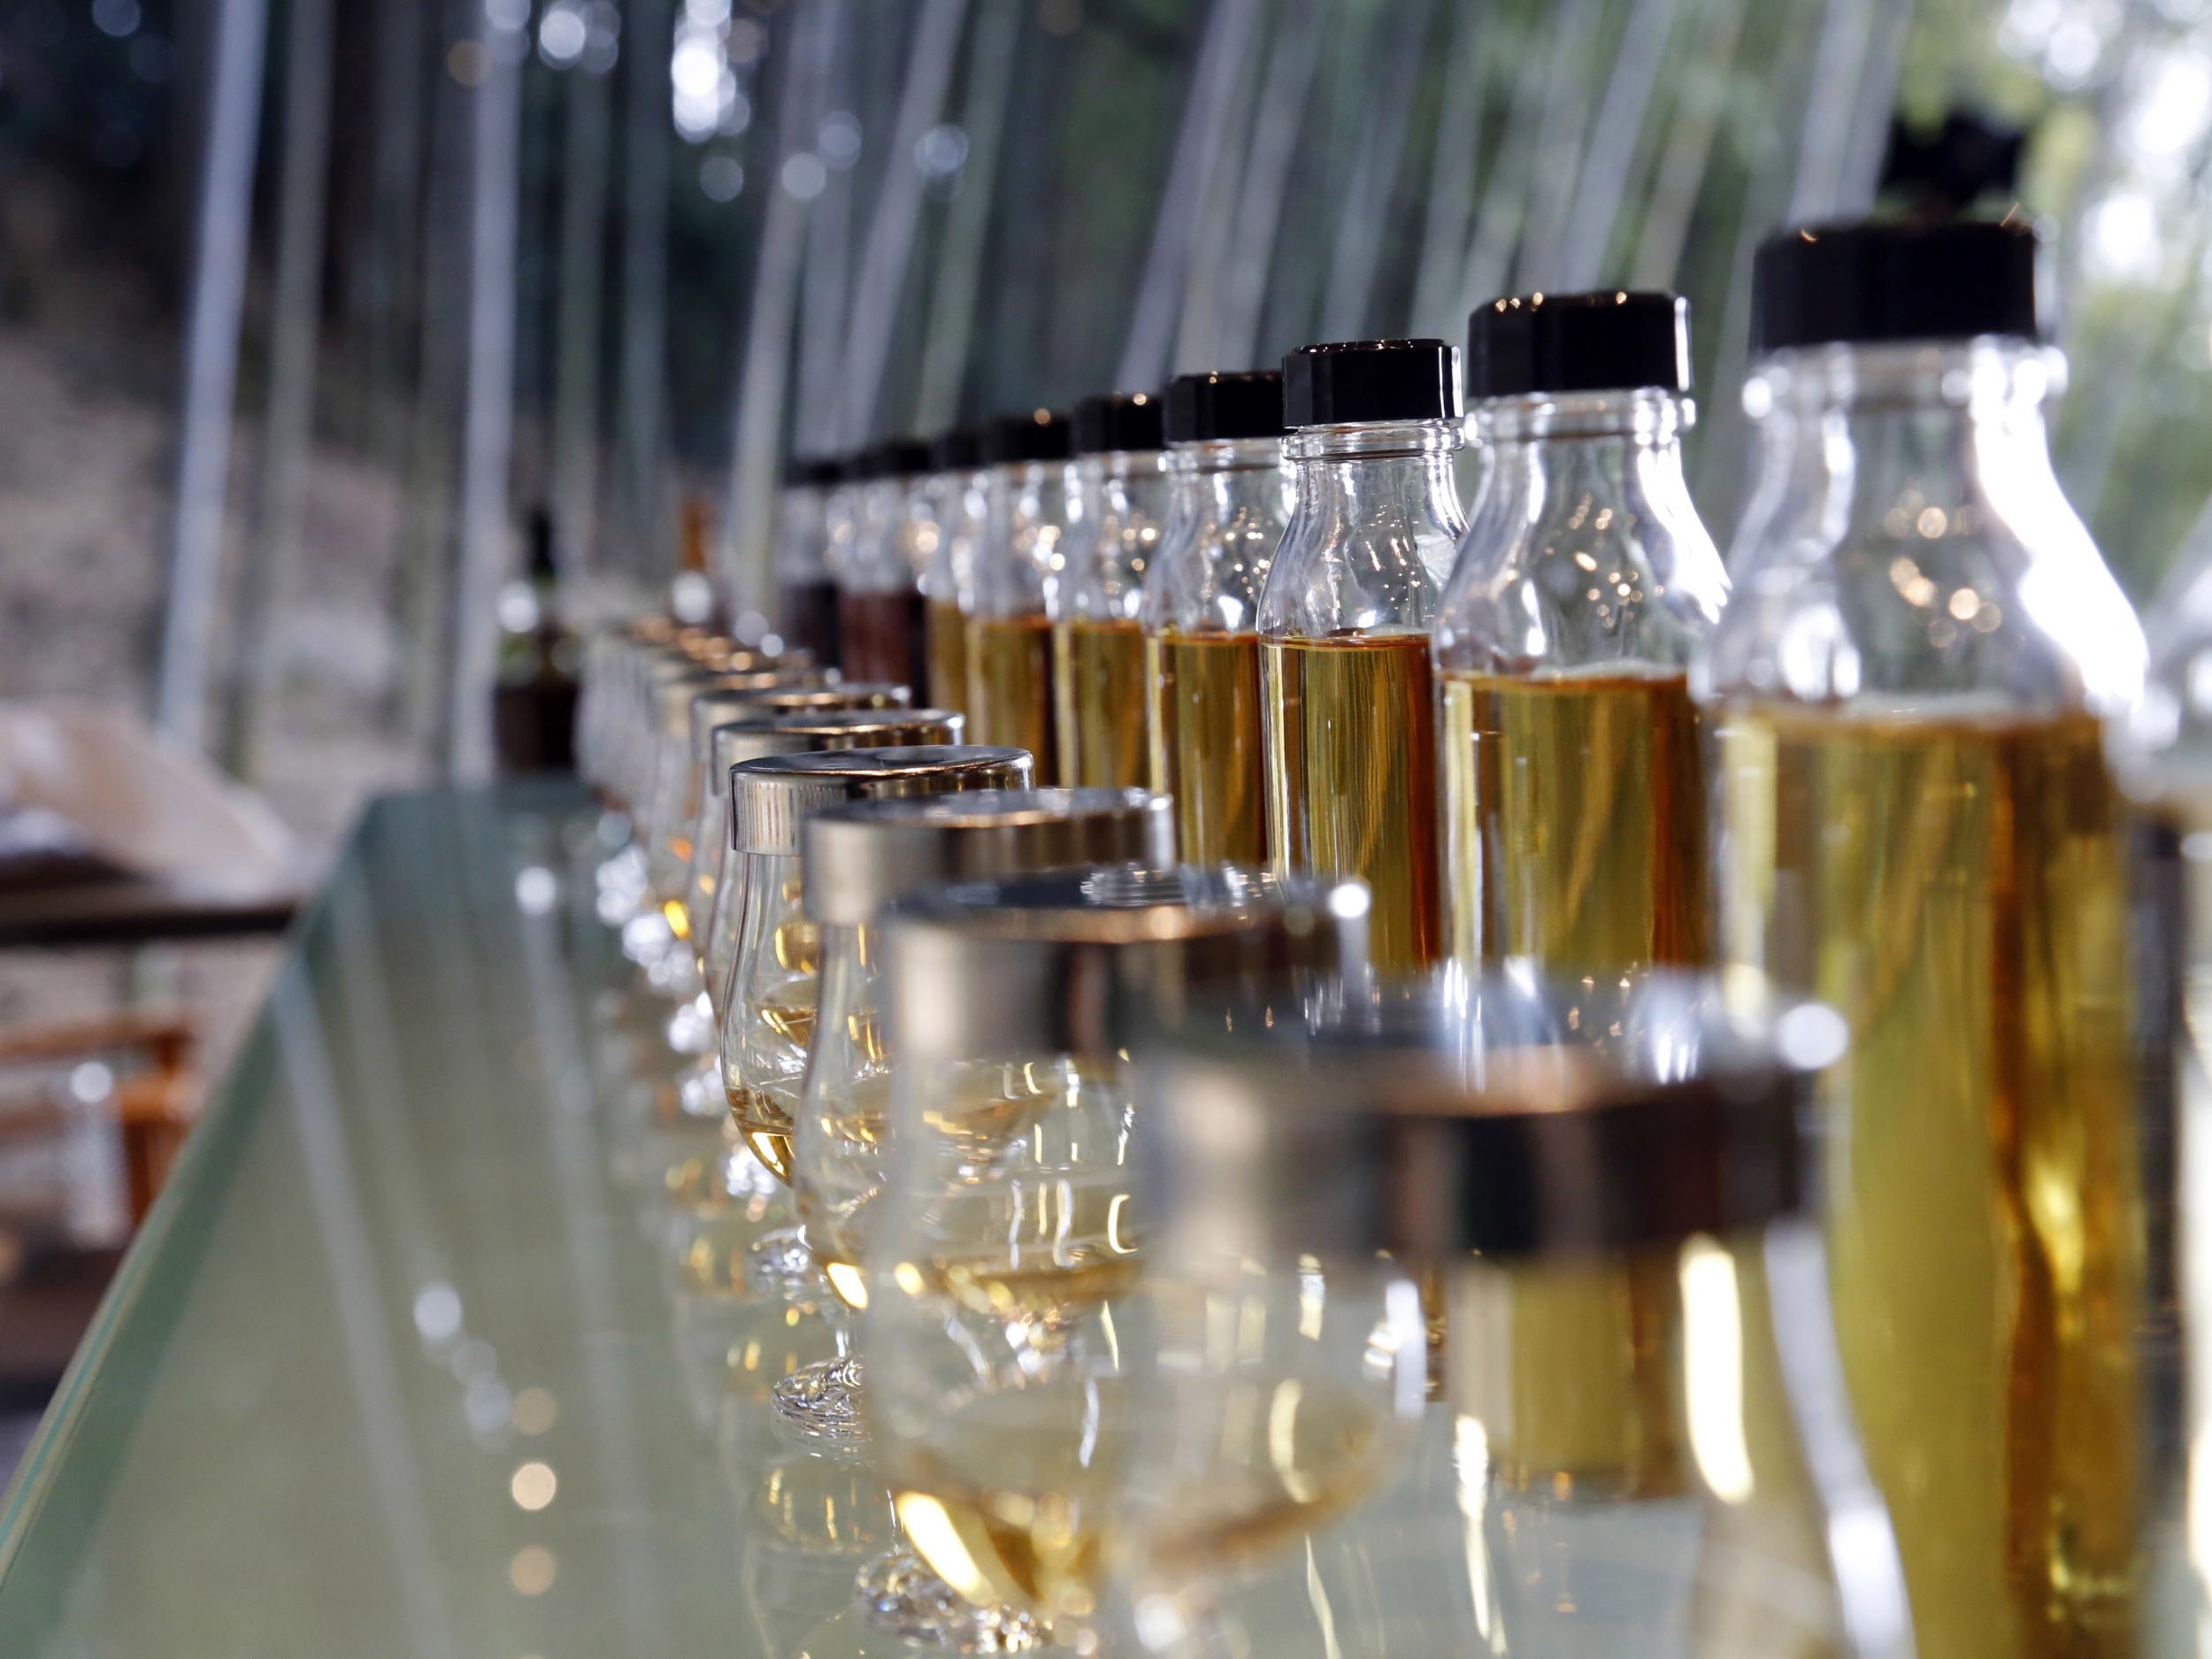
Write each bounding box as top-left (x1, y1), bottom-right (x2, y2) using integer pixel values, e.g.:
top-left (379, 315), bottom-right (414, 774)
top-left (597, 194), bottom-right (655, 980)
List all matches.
top-left (772, 1354), bottom-right (867, 1443)
top-left (748, 1224), bottom-right (827, 1298)
top-left (854, 1548), bottom-right (1047, 1653)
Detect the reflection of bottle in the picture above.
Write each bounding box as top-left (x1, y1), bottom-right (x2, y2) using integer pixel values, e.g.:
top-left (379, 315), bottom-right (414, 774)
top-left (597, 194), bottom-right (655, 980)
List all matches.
top-left (1054, 393), bottom-right (1170, 789)
top-left (966, 410), bottom-right (1073, 778)
top-left (492, 507), bottom-right (580, 772)
top-left (775, 457), bottom-right (845, 665)
top-left (838, 440), bottom-right (934, 689)
top-left (919, 427), bottom-right (987, 718)
top-left (1701, 219), bottom-right (2148, 1659)
top-left (1260, 341), bottom-right (1464, 977)
top-left (1435, 291), bottom-right (1725, 976)
top-left (1141, 372), bottom-right (1288, 867)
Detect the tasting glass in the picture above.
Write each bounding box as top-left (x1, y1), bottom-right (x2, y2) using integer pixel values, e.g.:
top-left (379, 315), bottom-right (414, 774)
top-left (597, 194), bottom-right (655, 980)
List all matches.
top-left (859, 867), bottom-right (1366, 1642)
top-left (771, 788), bottom-right (1176, 1444)
top-left (717, 747), bottom-right (1034, 1194)
top-left (681, 686), bottom-right (917, 989)
top-left (1118, 972), bottom-right (1911, 1659)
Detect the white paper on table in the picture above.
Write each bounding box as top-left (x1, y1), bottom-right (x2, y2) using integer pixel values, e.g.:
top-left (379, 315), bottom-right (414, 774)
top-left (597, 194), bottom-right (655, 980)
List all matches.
top-left (0, 702), bottom-right (296, 887)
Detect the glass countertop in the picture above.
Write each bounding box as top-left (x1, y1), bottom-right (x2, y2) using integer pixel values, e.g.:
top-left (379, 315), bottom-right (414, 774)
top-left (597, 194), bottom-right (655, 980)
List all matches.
top-left (0, 785), bottom-right (1717, 1659)
top-left (0, 787), bottom-right (798, 1657)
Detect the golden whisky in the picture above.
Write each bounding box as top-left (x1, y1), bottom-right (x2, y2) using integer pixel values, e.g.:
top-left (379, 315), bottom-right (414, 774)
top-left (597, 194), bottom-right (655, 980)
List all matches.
top-left (1147, 628), bottom-right (1267, 866)
top-left (1718, 702), bottom-right (2140, 1659)
top-left (926, 595), bottom-right (969, 718)
top-left (1440, 664), bottom-right (1709, 972)
top-left (968, 613), bottom-right (1057, 780)
top-left (1263, 632), bottom-right (1441, 976)
top-left (1053, 617), bottom-right (1148, 788)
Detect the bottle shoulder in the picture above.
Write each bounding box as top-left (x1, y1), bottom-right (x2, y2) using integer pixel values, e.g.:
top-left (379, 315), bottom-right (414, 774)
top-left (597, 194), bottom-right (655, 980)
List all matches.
top-left (1432, 484), bottom-right (1726, 673)
top-left (1700, 499), bottom-right (2146, 716)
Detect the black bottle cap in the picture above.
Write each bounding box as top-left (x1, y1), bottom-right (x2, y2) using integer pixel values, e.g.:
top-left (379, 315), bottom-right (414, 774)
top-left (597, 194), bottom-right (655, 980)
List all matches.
top-left (1465, 290), bottom-right (1691, 398)
top-left (1072, 391), bottom-right (1166, 455)
top-left (1164, 371), bottom-right (1285, 443)
top-left (1281, 339), bottom-right (1460, 429)
top-left (872, 437), bottom-right (934, 479)
top-left (982, 408), bottom-right (1074, 465)
top-left (930, 426), bottom-right (983, 471)
top-left (1751, 218), bottom-right (2045, 353)
top-left (784, 454), bottom-right (845, 489)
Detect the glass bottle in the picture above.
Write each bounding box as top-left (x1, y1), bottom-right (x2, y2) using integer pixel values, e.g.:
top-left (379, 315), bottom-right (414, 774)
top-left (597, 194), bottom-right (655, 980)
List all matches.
top-left (717, 745), bottom-right (1033, 1187)
top-left (1698, 218), bottom-right (2149, 1659)
top-left (919, 426), bottom-right (987, 719)
top-left (2116, 489), bottom-right (2212, 1657)
top-left (1140, 370), bottom-right (1290, 866)
top-left (776, 456), bottom-right (845, 666)
top-left (863, 866), bottom-right (1365, 1641)
top-left (1435, 290), bottom-right (1727, 975)
top-left (840, 439), bottom-right (935, 689)
top-left (966, 409), bottom-right (1073, 778)
top-left (1054, 393), bottom-right (1171, 789)
top-left (1121, 972), bottom-right (1909, 1659)
top-left (771, 787), bottom-right (1176, 1443)
top-left (1261, 339), bottom-right (1466, 978)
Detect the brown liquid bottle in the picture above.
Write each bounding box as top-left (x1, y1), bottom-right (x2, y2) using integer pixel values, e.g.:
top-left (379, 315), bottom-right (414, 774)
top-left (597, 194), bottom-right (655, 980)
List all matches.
top-left (836, 438), bottom-right (933, 689)
top-left (1259, 340), bottom-right (1464, 979)
top-left (964, 409), bottom-right (1074, 778)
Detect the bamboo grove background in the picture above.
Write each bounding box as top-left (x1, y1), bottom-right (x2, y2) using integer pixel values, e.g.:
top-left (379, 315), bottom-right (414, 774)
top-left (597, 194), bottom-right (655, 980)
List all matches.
top-left (3, 0), bottom-right (2208, 809)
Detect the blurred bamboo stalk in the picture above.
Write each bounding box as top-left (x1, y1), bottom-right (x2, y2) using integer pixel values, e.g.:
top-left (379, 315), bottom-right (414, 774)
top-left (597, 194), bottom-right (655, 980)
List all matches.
top-left (1118, 0), bottom-right (1263, 393)
top-left (1212, 0), bottom-right (1325, 370)
top-left (1555, 0), bottom-right (1684, 289)
top-left (795, 1), bottom-right (857, 455)
top-left (834, 0), bottom-right (972, 452)
top-left (1629, 0), bottom-right (1753, 291)
top-left (1171, 5), bottom-right (1269, 373)
top-left (223, 0), bottom-right (338, 783)
top-left (446, 0), bottom-right (526, 780)
top-left (1510, 0), bottom-right (1609, 291)
top-left (724, 2), bottom-right (841, 611)
top-left (1406, 0), bottom-right (1490, 338)
top-left (154, 0), bottom-right (270, 754)
top-left (552, 42), bottom-right (617, 582)
top-left (1318, 0), bottom-right (1433, 339)
top-left (1457, 1), bottom-right (1586, 315)
top-left (913, 0), bottom-right (1022, 433)
top-left (617, 0), bottom-right (675, 580)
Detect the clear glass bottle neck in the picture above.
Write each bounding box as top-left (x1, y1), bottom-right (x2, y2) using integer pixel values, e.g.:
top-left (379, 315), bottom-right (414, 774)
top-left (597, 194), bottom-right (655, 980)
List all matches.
top-left (1282, 419), bottom-right (1463, 525)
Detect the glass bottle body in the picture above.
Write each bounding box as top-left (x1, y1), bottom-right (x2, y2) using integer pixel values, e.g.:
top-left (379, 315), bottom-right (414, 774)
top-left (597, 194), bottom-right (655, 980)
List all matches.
top-left (1260, 419), bottom-right (1464, 977)
top-left (717, 847), bottom-right (819, 1184)
top-left (1701, 338), bottom-right (2149, 1659)
top-left (966, 461), bottom-right (1068, 777)
top-left (1141, 437), bottom-right (1291, 865)
top-left (840, 476), bottom-right (931, 689)
top-left (920, 466), bottom-right (987, 718)
top-left (1053, 450), bottom-right (1171, 789)
top-left (1433, 388), bottom-right (1726, 975)
top-left (775, 482), bottom-right (840, 666)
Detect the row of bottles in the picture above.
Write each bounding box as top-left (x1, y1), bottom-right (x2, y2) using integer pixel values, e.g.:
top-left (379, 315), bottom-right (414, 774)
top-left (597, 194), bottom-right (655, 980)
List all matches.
top-left (764, 211), bottom-right (2204, 1659)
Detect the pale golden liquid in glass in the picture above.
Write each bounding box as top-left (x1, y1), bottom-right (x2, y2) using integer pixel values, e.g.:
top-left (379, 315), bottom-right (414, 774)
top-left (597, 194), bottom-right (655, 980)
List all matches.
top-left (1147, 629), bottom-right (1267, 866)
top-left (1718, 703), bottom-right (2140, 1659)
top-left (1440, 666), bottom-right (1709, 973)
top-left (926, 595), bottom-right (969, 718)
top-left (725, 999), bottom-right (814, 1185)
top-left (890, 1379), bottom-right (1385, 1622)
top-left (1052, 618), bottom-right (1148, 789)
top-left (1263, 633), bottom-right (1442, 976)
top-left (968, 613), bottom-right (1057, 780)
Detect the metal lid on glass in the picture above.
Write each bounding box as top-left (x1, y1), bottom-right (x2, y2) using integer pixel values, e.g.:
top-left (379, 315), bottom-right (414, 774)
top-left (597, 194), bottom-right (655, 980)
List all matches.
top-left (730, 745), bottom-right (1033, 856)
top-left (688, 681), bottom-right (912, 754)
top-left (881, 866), bottom-right (1367, 1064)
top-left (801, 788), bottom-right (1175, 926)
top-left (715, 710), bottom-right (966, 825)
top-left (1144, 972), bottom-right (1839, 1263)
